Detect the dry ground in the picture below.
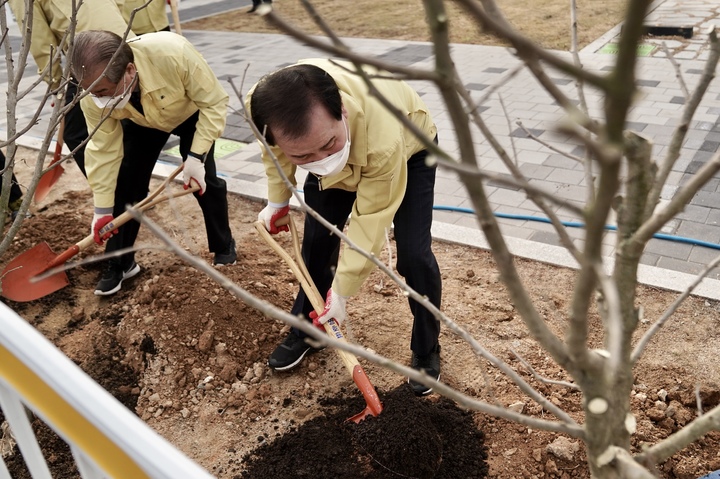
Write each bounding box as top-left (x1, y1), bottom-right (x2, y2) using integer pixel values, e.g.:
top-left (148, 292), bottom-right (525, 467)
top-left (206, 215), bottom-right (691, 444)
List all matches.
top-left (182, 0), bottom-right (627, 51)
top-left (3, 2), bottom-right (720, 478)
top-left (3, 143), bottom-right (720, 478)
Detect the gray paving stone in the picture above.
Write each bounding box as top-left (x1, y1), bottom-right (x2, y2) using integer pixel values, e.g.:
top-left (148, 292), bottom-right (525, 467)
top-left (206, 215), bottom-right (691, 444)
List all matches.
top-left (644, 236), bottom-right (693, 260)
top-left (675, 219), bottom-right (720, 244)
top-left (656, 255), bottom-right (707, 276)
top-left (3, 0), bottom-right (720, 298)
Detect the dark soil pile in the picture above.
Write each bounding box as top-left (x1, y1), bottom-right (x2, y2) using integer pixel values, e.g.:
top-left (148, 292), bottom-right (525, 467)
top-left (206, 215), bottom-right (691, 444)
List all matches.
top-left (5, 160), bottom-right (720, 478)
top-left (239, 384), bottom-right (488, 479)
top-left (1, 414), bottom-right (79, 479)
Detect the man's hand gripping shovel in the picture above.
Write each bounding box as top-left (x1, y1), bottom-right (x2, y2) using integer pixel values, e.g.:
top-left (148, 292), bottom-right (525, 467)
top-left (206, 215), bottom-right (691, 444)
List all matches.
top-left (254, 216), bottom-right (383, 423)
top-left (1, 164), bottom-right (198, 302)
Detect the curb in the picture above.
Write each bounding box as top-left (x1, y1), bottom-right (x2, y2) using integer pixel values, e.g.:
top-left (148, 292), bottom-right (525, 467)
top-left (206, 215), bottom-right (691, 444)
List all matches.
top-left (150, 161), bottom-right (720, 303)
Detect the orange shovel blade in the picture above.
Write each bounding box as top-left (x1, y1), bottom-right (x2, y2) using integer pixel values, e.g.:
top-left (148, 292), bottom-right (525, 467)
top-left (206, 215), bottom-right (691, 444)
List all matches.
top-left (34, 162), bottom-right (65, 203)
top-left (1, 242), bottom-right (69, 302)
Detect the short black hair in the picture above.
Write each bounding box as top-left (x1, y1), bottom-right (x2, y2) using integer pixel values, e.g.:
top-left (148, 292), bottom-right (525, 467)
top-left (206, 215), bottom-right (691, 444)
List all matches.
top-left (250, 64), bottom-right (342, 146)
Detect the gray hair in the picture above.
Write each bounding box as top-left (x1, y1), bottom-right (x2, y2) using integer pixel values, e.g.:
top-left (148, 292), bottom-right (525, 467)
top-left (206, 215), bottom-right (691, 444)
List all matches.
top-left (70, 30), bottom-right (134, 84)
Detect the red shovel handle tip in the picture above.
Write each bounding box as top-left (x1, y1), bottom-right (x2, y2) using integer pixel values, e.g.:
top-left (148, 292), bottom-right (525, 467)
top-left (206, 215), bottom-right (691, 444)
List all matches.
top-left (44, 244), bottom-right (81, 271)
top-left (352, 364), bottom-right (383, 417)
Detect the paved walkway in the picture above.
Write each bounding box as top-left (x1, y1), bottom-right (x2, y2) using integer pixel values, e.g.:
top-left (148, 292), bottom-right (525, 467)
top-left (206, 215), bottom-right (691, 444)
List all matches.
top-left (4, 0), bottom-right (720, 299)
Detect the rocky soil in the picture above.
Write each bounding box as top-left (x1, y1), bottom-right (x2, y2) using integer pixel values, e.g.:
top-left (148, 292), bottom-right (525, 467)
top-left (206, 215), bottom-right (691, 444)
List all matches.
top-left (2, 151), bottom-right (720, 478)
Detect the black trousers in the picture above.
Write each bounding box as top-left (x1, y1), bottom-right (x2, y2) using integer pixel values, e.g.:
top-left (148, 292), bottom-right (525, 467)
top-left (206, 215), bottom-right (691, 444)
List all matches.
top-left (291, 144), bottom-right (442, 356)
top-left (0, 150), bottom-right (22, 203)
top-left (105, 111), bottom-right (233, 269)
top-left (63, 81), bottom-right (89, 177)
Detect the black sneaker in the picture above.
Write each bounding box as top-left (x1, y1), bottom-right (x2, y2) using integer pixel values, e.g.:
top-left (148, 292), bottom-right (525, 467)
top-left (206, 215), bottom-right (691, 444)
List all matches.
top-left (408, 344), bottom-right (441, 396)
top-left (268, 332), bottom-right (322, 371)
top-left (94, 261), bottom-right (141, 296)
top-left (214, 238), bottom-right (237, 266)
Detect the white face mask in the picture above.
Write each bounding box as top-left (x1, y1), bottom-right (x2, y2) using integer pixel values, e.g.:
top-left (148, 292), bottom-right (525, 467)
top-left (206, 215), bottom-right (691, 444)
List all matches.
top-left (300, 117), bottom-right (351, 177)
top-left (91, 71), bottom-right (134, 110)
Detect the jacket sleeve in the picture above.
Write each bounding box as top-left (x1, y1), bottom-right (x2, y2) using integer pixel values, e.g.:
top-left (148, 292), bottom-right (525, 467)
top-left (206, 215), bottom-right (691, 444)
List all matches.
top-left (181, 42), bottom-right (228, 155)
top-left (81, 97), bottom-right (125, 209)
top-left (9, 0), bottom-right (62, 89)
top-left (332, 144), bottom-right (408, 297)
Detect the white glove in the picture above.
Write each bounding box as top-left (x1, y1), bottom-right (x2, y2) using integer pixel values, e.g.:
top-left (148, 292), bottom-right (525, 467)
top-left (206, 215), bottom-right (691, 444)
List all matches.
top-left (258, 203), bottom-right (290, 234)
top-left (183, 156), bottom-right (206, 195)
top-left (311, 288), bottom-right (348, 326)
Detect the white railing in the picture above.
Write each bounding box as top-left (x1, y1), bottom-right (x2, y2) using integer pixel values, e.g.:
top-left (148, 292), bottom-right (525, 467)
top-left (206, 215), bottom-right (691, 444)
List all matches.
top-left (0, 301), bottom-right (215, 479)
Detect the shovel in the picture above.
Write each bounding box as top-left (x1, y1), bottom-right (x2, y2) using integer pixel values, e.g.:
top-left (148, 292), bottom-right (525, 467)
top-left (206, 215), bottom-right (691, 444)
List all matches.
top-left (170, 0), bottom-right (182, 35)
top-left (255, 216), bottom-right (383, 423)
top-left (1, 164), bottom-right (196, 302)
top-left (33, 118), bottom-right (66, 203)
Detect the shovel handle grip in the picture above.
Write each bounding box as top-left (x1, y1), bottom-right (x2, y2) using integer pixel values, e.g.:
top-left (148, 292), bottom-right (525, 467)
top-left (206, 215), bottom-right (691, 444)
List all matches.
top-left (255, 218), bottom-right (361, 375)
top-left (72, 173), bottom-right (199, 256)
top-left (96, 185), bottom-right (200, 239)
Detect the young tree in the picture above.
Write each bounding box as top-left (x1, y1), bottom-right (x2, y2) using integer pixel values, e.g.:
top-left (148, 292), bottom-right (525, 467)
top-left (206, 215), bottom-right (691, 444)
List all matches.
top-left (233, 1), bottom-right (720, 477)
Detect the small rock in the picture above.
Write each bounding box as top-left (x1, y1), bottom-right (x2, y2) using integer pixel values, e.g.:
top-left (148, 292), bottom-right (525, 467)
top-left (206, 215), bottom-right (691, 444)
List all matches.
top-left (197, 330), bottom-right (214, 352)
top-left (180, 408), bottom-right (190, 418)
top-left (646, 407), bottom-right (666, 422)
top-left (544, 459), bottom-right (558, 475)
top-left (294, 407), bottom-right (311, 419)
top-left (508, 401), bottom-right (525, 413)
top-left (546, 437), bottom-right (579, 461)
top-left (70, 307), bottom-right (85, 322)
top-left (532, 448), bottom-right (542, 462)
top-left (219, 363), bottom-right (239, 383)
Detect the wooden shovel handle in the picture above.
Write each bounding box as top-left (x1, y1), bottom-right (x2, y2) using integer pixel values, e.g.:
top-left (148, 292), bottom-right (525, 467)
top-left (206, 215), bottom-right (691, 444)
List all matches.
top-left (169, 0), bottom-right (182, 35)
top-left (254, 217), bottom-right (361, 375)
top-left (52, 118), bottom-right (65, 165)
top-left (74, 164), bottom-right (196, 253)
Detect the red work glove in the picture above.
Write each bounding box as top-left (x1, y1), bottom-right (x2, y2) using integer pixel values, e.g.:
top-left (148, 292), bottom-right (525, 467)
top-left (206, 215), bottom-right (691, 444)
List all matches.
top-left (258, 203), bottom-right (290, 234)
top-left (91, 213), bottom-right (118, 245)
top-left (310, 288), bottom-right (348, 327)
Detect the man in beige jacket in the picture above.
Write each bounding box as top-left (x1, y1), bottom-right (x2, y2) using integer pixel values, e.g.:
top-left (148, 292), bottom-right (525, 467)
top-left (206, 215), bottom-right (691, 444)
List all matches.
top-left (71, 30), bottom-right (236, 295)
top-left (119, 0), bottom-right (170, 35)
top-left (248, 59), bottom-right (442, 396)
top-left (8, 0), bottom-right (133, 176)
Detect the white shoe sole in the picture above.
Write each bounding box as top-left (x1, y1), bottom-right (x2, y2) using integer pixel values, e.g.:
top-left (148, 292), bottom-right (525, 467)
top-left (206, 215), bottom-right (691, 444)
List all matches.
top-left (268, 346), bottom-right (312, 371)
top-left (408, 374), bottom-right (441, 396)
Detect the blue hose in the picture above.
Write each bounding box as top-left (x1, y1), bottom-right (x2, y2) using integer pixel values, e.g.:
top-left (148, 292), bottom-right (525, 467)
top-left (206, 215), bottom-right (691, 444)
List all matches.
top-left (433, 205), bottom-right (720, 251)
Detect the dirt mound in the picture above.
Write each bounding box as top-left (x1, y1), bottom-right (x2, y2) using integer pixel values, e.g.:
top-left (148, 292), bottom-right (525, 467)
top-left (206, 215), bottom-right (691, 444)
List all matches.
top-left (240, 384), bottom-right (488, 479)
top-left (4, 156), bottom-right (720, 478)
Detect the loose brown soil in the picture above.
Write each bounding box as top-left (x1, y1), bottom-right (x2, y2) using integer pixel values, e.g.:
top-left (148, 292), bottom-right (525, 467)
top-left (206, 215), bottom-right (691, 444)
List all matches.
top-left (3, 147), bottom-right (720, 479)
